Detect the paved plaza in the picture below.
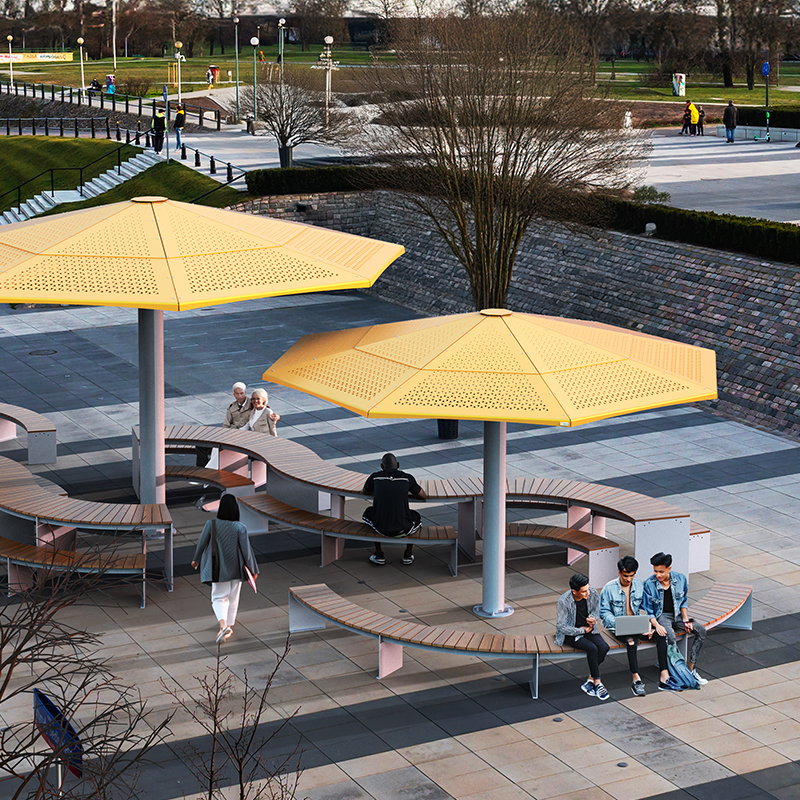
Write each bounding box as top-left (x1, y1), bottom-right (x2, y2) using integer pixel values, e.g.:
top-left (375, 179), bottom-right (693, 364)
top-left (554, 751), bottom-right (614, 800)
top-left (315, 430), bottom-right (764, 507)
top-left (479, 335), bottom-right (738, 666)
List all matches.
top-left (1, 290), bottom-right (800, 800)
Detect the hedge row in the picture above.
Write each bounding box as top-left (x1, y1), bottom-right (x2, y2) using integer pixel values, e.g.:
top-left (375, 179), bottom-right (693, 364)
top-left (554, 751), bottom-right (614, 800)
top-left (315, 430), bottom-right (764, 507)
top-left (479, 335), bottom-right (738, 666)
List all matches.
top-left (737, 105), bottom-right (800, 129)
top-left (244, 166), bottom-right (800, 266)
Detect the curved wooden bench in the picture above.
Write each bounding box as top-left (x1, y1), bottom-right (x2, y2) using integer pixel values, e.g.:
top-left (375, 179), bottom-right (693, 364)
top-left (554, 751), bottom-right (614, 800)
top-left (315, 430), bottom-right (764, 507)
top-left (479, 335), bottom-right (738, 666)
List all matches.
top-left (506, 523), bottom-right (619, 587)
top-left (164, 465), bottom-right (255, 497)
top-left (133, 424), bottom-right (709, 575)
top-left (0, 535), bottom-right (147, 607)
top-left (0, 403), bottom-right (57, 464)
top-left (241, 493), bottom-right (458, 576)
top-left (289, 582), bottom-right (752, 699)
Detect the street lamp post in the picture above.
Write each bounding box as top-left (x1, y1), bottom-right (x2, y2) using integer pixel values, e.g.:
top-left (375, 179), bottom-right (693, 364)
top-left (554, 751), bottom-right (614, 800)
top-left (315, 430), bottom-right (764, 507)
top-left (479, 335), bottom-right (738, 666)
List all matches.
top-left (6, 36), bottom-right (12, 86)
top-left (313, 36), bottom-right (339, 128)
top-left (112, 0), bottom-right (118, 71)
top-left (233, 17), bottom-right (240, 121)
top-left (175, 41), bottom-right (183, 103)
top-left (278, 18), bottom-right (286, 82)
top-left (77, 37), bottom-right (86, 98)
top-left (250, 36), bottom-right (259, 123)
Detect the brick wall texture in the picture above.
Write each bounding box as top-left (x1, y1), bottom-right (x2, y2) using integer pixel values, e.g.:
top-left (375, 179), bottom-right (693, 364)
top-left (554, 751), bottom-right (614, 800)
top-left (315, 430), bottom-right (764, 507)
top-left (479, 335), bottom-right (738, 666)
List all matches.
top-left (230, 191), bottom-right (800, 439)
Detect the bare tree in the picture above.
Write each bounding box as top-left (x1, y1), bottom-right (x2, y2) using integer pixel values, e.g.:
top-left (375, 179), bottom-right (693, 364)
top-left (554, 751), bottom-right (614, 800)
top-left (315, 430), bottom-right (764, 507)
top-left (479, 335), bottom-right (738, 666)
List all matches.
top-left (238, 72), bottom-right (355, 167)
top-left (366, 7), bottom-right (650, 310)
top-left (729, 0), bottom-right (786, 89)
top-left (163, 642), bottom-right (302, 800)
top-left (0, 552), bottom-right (171, 799)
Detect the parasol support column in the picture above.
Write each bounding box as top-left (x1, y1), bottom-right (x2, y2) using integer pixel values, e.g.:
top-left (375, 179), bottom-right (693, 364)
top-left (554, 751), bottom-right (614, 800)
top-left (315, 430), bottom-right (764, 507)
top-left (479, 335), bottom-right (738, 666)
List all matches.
top-left (474, 420), bottom-right (513, 618)
top-left (138, 308), bottom-right (166, 507)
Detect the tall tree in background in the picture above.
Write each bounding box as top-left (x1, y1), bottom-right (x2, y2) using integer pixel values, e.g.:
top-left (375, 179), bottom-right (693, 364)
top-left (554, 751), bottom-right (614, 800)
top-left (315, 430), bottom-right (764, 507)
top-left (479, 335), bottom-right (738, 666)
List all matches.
top-left (729, 0), bottom-right (786, 89)
top-left (367, 6), bottom-right (649, 310)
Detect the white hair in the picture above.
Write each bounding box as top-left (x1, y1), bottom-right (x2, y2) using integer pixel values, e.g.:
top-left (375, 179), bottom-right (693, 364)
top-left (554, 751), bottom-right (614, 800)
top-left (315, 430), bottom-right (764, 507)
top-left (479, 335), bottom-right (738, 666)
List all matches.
top-left (232, 382), bottom-right (246, 392)
top-left (251, 388), bottom-right (268, 401)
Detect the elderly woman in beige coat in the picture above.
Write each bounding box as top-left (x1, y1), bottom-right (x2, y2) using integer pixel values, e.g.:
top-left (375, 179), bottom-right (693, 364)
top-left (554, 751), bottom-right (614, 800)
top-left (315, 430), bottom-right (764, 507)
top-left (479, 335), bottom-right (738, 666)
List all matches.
top-left (245, 388), bottom-right (280, 436)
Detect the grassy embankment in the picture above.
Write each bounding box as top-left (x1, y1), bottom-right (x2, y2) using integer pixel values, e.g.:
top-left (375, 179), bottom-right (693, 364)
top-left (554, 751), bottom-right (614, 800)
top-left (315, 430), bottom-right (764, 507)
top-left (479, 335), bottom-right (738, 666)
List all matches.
top-left (0, 137), bottom-right (246, 216)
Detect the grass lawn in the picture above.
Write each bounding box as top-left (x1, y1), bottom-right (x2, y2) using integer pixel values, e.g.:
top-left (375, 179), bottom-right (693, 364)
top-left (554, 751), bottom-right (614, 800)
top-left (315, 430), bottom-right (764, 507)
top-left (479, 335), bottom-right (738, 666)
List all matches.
top-left (40, 159), bottom-right (248, 215)
top-left (0, 138), bottom-right (141, 213)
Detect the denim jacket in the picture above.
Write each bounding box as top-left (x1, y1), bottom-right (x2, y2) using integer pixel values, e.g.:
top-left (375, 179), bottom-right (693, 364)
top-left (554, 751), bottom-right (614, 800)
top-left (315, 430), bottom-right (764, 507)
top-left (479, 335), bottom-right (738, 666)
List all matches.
top-left (642, 571), bottom-right (688, 619)
top-left (555, 587), bottom-right (600, 646)
top-left (599, 578), bottom-right (645, 633)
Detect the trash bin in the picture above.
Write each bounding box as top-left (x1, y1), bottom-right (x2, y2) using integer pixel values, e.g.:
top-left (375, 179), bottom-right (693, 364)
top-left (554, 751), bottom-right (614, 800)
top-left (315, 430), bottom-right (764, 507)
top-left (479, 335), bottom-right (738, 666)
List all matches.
top-left (437, 419), bottom-right (459, 440)
top-left (209, 65), bottom-right (221, 84)
top-left (245, 114), bottom-right (255, 135)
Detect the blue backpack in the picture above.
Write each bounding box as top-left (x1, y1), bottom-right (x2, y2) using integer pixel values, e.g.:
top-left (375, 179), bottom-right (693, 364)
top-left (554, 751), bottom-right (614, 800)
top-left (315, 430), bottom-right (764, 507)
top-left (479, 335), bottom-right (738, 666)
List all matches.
top-left (667, 644), bottom-right (699, 689)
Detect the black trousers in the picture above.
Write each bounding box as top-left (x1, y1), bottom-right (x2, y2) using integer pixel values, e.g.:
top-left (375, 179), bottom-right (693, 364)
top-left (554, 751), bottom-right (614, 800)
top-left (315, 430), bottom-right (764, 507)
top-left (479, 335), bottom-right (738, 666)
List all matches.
top-left (565, 632), bottom-right (609, 679)
top-left (613, 634), bottom-right (642, 674)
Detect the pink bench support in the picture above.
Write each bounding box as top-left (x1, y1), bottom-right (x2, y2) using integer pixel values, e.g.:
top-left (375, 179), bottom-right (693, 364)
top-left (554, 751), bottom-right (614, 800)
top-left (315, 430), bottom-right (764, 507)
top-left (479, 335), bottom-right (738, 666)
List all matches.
top-left (378, 638), bottom-right (404, 678)
top-left (321, 535), bottom-right (345, 568)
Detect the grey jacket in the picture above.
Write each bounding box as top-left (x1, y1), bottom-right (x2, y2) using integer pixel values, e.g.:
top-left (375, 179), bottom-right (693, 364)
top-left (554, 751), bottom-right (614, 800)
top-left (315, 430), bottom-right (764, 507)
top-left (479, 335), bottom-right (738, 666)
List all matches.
top-left (555, 587), bottom-right (601, 646)
top-left (193, 519), bottom-right (259, 585)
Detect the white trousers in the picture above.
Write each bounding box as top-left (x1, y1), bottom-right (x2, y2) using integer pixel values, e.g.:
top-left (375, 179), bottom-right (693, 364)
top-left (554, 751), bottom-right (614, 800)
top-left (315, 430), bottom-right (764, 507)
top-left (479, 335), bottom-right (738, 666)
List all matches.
top-left (211, 580), bottom-right (242, 627)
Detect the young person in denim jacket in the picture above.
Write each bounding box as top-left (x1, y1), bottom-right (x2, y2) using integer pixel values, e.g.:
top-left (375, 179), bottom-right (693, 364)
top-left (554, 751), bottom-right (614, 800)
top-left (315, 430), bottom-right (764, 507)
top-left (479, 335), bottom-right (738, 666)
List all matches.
top-left (643, 552), bottom-right (708, 690)
top-left (556, 574), bottom-right (610, 701)
top-left (600, 555), bottom-right (651, 697)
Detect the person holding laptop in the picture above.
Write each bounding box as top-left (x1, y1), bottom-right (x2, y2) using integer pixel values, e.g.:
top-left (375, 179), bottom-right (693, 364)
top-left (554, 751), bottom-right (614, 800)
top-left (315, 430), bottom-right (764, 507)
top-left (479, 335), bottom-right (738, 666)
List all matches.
top-left (599, 555), bottom-right (651, 697)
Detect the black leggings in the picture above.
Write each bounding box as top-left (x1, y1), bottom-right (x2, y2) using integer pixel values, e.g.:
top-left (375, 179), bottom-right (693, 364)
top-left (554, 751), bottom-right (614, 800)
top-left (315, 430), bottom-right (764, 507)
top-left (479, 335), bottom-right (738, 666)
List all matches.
top-left (566, 632), bottom-right (609, 679)
top-left (613, 634), bottom-right (641, 674)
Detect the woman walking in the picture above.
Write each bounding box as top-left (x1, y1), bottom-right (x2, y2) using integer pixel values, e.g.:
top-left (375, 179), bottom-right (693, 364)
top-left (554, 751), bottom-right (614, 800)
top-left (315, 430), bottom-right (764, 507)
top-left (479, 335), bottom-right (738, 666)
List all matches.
top-left (191, 494), bottom-right (259, 644)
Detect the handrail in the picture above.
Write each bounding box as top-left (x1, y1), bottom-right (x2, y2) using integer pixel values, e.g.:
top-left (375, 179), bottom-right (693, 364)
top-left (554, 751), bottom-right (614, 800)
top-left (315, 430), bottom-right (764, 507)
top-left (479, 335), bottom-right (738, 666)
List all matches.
top-left (0, 78), bottom-right (223, 130)
top-left (0, 141), bottom-right (134, 214)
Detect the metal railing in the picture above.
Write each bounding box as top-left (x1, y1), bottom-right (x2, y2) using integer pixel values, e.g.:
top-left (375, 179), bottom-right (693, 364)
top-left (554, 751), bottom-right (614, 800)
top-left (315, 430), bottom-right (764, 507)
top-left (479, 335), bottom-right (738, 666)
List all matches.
top-left (0, 142), bottom-right (131, 215)
top-left (0, 79), bottom-right (222, 129)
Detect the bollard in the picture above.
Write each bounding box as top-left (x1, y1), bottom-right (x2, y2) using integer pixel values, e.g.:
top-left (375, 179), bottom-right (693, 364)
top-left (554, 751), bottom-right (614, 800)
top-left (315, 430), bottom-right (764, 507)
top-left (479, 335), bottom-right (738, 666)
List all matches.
top-left (145, 132), bottom-right (151, 147)
top-left (17, 118), bottom-right (22, 136)
top-left (135, 129), bottom-right (141, 145)
top-left (210, 156), bottom-right (216, 174)
top-left (106, 118), bottom-right (111, 139)
top-left (126, 129), bottom-right (130, 144)
top-left (181, 144), bottom-right (187, 160)
top-left (194, 149), bottom-right (201, 167)
top-left (199, 108), bottom-right (204, 127)
top-left (116, 122), bottom-right (121, 141)
top-left (59, 118), bottom-right (63, 137)
top-left (226, 163), bottom-right (233, 181)
top-left (44, 118), bottom-right (49, 136)
top-left (31, 119), bottom-right (36, 136)
top-left (91, 118), bottom-right (95, 138)
top-left (74, 118), bottom-right (79, 138)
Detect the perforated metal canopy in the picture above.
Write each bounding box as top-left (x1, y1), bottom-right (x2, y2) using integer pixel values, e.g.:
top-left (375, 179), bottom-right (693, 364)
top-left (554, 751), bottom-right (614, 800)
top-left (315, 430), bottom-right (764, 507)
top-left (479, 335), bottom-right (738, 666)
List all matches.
top-left (0, 197), bottom-right (405, 310)
top-left (264, 309), bottom-right (717, 426)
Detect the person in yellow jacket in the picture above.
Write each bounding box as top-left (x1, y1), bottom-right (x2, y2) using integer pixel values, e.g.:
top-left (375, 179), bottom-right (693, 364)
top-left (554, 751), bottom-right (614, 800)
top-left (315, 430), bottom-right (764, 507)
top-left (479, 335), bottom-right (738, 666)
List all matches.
top-left (688, 102), bottom-right (699, 135)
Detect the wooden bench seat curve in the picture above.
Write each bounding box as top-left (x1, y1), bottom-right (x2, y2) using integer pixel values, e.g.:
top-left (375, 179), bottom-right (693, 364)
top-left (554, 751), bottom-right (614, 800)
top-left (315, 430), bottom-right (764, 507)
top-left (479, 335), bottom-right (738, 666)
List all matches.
top-left (0, 402), bottom-right (57, 464)
top-left (164, 465), bottom-right (255, 497)
top-left (132, 424), bottom-right (710, 575)
top-left (0, 535), bottom-right (148, 608)
top-left (289, 583), bottom-right (753, 699)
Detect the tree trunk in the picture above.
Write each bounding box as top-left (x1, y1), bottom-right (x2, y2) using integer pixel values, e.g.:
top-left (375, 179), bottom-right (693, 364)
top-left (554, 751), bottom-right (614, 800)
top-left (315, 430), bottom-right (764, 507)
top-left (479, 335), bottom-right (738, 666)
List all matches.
top-left (746, 61), bottom-right (754, 90)
top-left (278, 145), bottom-right (293, 168)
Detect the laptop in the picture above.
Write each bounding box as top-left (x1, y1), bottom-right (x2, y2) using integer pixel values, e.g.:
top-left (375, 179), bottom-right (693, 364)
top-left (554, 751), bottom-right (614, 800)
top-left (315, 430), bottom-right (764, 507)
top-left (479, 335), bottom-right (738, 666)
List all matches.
top-left (615, 615), bottom-right (651, 636)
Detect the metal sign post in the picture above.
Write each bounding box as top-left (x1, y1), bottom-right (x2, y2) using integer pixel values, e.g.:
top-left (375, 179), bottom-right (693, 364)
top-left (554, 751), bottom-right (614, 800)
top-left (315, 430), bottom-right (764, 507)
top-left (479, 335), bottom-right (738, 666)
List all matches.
top-left (762, 62), bottom-right (770, 141)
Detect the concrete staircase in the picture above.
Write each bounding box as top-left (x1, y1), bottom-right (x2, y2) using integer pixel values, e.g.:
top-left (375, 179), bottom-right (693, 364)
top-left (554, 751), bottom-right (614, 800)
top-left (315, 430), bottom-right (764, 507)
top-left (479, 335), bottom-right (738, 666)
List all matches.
top-left (1, 151), bottom-right (162, 225)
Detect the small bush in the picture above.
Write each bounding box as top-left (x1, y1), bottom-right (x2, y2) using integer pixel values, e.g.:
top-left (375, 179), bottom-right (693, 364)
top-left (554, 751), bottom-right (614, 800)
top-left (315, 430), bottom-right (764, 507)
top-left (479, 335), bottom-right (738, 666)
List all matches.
top-left (737, 106), bottom-right (800, 129)
top-left (120, 76), bottom-right (152, 97)
top-left (632, 185), bottom-right (671, 204)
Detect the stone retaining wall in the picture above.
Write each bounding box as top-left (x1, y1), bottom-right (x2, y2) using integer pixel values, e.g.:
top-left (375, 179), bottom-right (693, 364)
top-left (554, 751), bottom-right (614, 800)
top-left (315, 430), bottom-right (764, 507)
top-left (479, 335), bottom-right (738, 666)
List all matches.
top-left (229, 192), bottom-right (800, 439)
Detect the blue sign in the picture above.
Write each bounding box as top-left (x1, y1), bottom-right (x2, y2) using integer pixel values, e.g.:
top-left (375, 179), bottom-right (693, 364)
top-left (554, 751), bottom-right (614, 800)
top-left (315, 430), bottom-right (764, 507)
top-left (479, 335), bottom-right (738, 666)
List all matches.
top-left (162, 83), bottom-right (168, 102)
top-left (762, 62), bottom-right (770, 76)
top-left (34, 689), bottom-right (83, 779)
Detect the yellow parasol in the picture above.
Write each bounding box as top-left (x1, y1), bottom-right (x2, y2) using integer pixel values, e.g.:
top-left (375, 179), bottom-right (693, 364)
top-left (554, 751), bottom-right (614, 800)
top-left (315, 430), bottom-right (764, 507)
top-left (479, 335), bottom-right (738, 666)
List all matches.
top-left (265, 308), bottom-right (717, 616)
top-left (0, 197), bottom-right (404, 527)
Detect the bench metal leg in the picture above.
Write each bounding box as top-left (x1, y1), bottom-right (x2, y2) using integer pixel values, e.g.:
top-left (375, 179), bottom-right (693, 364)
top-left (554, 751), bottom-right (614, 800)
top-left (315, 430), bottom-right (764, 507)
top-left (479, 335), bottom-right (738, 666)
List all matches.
top-left (720, 593), bottom-right (752, 631)
top-left (449, 541), bottom-right (458, 578)
top-left (567, 505), bottom-right (591, 566)
top-left (238, 502), bottom-right (269, 535)
top-left (529, 654), bottom-right (539, 699)
top-left (0, 419), bottom-right (16, 444)
top-left (219, 448), bottom-right (249, 477)
top-left (141, 565), bottom-right (146, 609)
top-left (378, 636), bottom-right (403, 678)
top-left (36, 522), bottom-right (76, 551)
top-left (250, 459), bottom-right (267, 490)
top-left (163, 525), bottom-right (173, 592)
top-left (28, 430), bottom-right (57, 465)
top-left (330, 494), bottom-right (345, 519)
top-left (457, 499), bottom-right (476, 561)
top-left (588, 546), bottom-right (619, 590)
top-left (288, 593), bottom-right (327, 633)
top-left (321, 534), bottom-right (345, 568)
top-left (8, 561), bottom-right (34, 595)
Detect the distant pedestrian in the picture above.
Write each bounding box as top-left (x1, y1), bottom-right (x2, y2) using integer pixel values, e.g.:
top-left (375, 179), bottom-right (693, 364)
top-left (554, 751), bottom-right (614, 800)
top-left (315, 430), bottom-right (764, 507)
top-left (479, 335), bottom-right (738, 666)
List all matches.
top-left (174, 103), bottom-right (185, 149)
top-left (680, 103), bottom-right (691, 135)
top-left (688, 101), bottom-right (699, 135)
top-left (723, 100), bottom-right (738, 143)
top-left (152, 109), bottom-right (166, 154)
top-left (697, 106), bottom-right (705, 136)
top-left (191, 494), bottom-right (259, 645)
top-left (206, 68), bottom-right (214, 88)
